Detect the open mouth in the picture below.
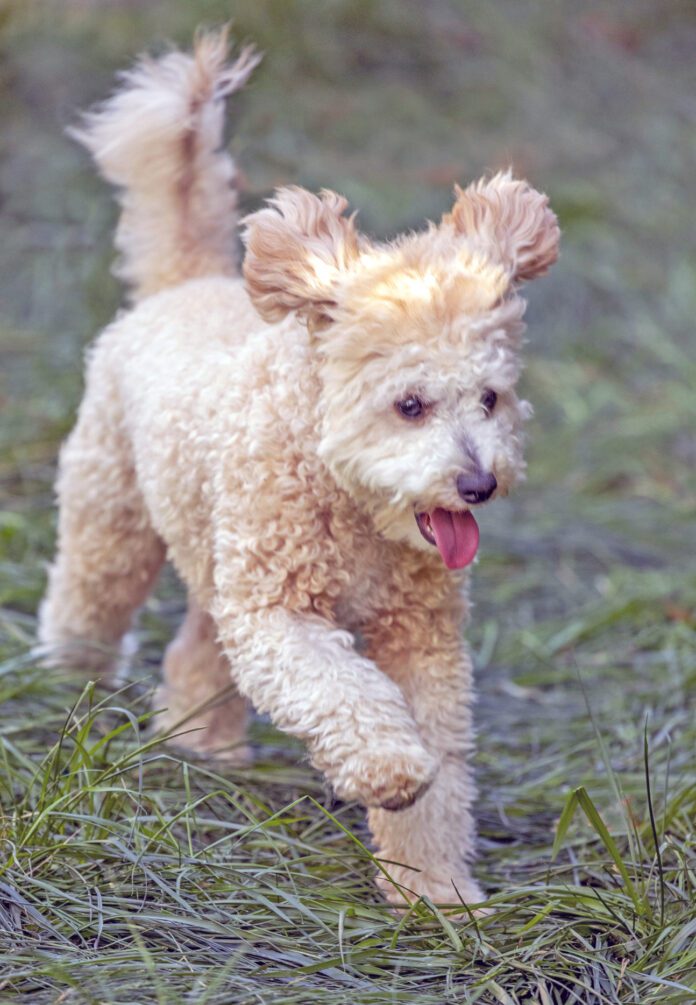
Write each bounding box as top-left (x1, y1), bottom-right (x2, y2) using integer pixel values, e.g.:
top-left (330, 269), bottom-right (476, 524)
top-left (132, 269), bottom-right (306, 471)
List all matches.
top-left (415, 509), bottom-right (480, 569)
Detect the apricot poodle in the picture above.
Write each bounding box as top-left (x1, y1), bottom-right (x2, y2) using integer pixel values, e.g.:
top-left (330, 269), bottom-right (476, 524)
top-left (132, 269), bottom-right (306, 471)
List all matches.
top-left (39, 31), bottom-right (559, 912)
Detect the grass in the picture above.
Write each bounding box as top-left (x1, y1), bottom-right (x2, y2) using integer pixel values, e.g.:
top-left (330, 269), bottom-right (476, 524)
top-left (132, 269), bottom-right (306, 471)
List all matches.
top-left (1, 0), bottom-right (696, 1001)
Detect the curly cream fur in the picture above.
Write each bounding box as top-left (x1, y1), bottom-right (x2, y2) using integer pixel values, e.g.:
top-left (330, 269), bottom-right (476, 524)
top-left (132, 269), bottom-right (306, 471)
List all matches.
top-left (40, 32), bottom-right (559, 913)
top-left (71, 28), bottom-right (261, 301)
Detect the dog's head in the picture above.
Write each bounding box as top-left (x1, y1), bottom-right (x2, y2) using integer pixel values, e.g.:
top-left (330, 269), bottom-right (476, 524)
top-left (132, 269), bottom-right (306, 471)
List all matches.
top-left (242, 174), bottom-right (559, 568)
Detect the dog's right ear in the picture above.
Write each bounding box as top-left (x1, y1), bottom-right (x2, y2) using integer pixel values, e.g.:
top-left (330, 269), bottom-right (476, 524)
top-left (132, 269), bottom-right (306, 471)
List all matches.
top-left (242, 187), bottom-right (362, 327)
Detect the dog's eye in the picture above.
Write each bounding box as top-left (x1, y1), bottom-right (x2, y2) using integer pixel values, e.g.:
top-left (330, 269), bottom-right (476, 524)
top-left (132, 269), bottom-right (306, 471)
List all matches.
top-left (480, 389), bottom-right (498, 416)
top-left (395, 395), bottom-right (426, 420)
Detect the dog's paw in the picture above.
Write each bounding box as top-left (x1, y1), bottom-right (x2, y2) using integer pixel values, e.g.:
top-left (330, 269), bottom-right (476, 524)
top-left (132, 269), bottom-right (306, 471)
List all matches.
top-left (32, 637), bottom-right (123, 684)
top-left (172, 739), bottom-right (253, 766)
top-left (153, 687), bottom-right (252, 766)
top-left (376, 863), bottom-right (489, 918)
top-left (331, 740), bottom-right (438, 810)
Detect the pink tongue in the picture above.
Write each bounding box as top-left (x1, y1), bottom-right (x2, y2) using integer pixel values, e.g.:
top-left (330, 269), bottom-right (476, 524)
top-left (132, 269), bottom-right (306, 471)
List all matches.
top-left (429, 509), bottom-right (480, 569)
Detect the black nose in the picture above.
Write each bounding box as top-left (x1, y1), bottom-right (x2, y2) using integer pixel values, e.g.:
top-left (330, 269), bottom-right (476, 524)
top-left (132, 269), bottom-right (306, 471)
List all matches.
top-left (457, 471), bottom-right (497, 504)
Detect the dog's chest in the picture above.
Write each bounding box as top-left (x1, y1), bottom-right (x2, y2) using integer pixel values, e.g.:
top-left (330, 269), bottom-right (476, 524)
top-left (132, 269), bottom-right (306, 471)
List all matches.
top-left (334, 545), bottom-right (391, 628)
top-left (327, 515), bottom-right (413, 629)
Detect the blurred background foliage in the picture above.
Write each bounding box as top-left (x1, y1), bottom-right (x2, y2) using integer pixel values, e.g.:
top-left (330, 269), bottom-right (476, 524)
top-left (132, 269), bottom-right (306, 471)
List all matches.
top-left (2, 0), bottom-right (695, 593)
top-left (0, 1), bottom-right (695, 1002)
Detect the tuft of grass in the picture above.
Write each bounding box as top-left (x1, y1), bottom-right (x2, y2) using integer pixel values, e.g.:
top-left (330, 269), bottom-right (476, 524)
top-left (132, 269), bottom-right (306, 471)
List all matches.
top-left (1, 670), bottom-right (695, 1003)
top-left (1, 0), bottom-right (696, 1001)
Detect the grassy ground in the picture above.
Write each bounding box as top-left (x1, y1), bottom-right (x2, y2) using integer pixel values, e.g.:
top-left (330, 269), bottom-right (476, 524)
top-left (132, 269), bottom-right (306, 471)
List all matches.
top-left (1, 1), bottom-right (695, 1002)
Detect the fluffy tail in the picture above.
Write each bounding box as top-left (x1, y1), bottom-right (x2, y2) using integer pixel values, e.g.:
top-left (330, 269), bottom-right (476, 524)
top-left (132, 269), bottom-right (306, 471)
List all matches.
top-left (72, 29), bottom-right (261, 301)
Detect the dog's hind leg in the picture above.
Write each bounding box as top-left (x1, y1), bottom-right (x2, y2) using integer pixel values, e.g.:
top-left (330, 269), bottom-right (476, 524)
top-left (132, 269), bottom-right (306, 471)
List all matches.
top-left (153, 600), bottom-right (250, 763)
top-left (38, 378), bottom-right (165, 680)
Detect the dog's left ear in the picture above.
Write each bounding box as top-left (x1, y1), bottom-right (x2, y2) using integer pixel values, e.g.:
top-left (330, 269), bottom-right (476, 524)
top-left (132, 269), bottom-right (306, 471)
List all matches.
top-left (443, 171), bottom-right (560, 283)
top-left (242, 186), bottom-right (362, 327)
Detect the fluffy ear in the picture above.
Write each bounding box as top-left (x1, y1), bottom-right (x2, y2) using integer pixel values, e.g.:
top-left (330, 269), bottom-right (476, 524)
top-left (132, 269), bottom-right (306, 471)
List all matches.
top-left (443, 171), bottom-right (560, 283)
top-left (242, 186), bottom-right (362, 325)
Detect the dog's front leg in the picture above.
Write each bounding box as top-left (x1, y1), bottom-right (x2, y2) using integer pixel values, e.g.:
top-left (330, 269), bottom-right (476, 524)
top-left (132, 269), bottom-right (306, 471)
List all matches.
top-left (363, 599), bottom-right (486, 912)
top-left (214, 605), bottom-right (438, 810)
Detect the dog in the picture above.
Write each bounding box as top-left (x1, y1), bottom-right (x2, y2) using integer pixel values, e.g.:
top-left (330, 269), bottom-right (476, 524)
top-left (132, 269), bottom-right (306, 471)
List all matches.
top-left (39, 30), bottom-right (559, 913)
